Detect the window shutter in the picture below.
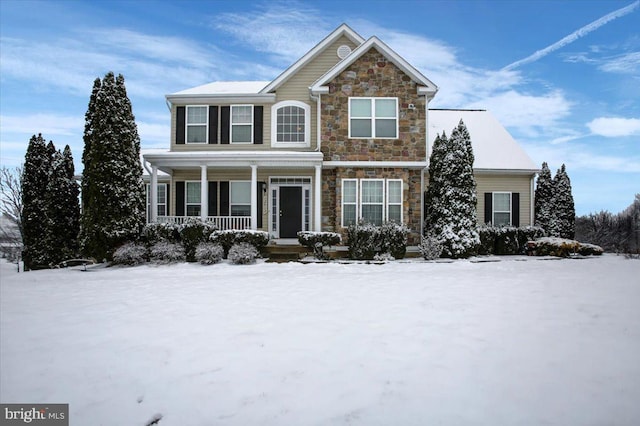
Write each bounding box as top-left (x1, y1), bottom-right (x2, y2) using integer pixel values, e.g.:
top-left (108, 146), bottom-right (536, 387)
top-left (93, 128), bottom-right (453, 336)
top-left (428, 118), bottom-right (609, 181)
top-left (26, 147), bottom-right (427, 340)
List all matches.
top-left (253, 106), bottom-right (263, 144)
top-left (165, 185), bottom-right (170, 216)
top-left (219, 181), bottom-right (229, 215)
top-left (176, 181), bottom-right (185, 216)
top-left (257, 182), bottom-right (265, 228)
top-left (208, 182), bottom-right (218, 216)
top-left (176, 106), bottom-right (185, 144)
top-left (484, 192), bottom-right (493, 224)
top-left (512, 192), bottom-right (520, 227)
top-left (208, 106), bottom-right (218, 144)
top-left (220, 106), bottom-right (230, 144)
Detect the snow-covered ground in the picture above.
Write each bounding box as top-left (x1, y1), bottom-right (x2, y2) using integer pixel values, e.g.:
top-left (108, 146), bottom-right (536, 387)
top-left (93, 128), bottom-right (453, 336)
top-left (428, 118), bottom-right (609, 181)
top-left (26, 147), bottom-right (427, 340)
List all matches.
top-left (1, 255), bottom-right (639, 426)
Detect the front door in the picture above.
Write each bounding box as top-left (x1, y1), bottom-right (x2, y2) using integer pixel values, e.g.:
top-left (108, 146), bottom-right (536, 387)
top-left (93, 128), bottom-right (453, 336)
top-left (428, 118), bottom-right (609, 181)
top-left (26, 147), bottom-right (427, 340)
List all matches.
top-left (279, 186), bottom-right (302, 238)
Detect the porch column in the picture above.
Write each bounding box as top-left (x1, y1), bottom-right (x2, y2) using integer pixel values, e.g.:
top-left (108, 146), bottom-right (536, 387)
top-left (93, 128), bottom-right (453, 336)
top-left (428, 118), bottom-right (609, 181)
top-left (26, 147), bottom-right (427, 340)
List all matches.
top-left (250, 165), bottom-right (258, 230)
top-left (314, 165), bottom-right (322, 231)
top-left (150, 165), bottom-right (158, 223)
top-left (200, 165), bottom-right (208, 220)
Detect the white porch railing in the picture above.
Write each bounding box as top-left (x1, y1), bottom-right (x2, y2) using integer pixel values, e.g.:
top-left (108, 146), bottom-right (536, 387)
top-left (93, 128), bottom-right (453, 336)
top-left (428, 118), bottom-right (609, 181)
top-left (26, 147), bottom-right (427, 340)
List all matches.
top-left (157, 216), bottom-right (251, 230)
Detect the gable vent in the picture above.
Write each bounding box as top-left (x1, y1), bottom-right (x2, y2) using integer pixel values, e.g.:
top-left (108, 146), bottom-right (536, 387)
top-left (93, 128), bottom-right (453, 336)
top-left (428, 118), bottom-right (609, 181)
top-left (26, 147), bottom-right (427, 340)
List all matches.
top-left (337, 45), bottom-right (352, 59)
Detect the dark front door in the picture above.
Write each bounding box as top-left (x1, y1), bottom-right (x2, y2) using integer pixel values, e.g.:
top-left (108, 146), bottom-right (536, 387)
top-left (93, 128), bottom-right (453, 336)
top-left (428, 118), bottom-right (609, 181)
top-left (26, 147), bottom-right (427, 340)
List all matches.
top-left (279, 186), bottom-right (302, 238)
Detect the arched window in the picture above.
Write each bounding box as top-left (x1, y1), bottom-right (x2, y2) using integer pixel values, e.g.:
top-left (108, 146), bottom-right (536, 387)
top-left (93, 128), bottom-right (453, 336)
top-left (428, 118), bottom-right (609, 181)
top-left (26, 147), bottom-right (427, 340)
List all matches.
top-left (271, 100), bottom-right (311, 147)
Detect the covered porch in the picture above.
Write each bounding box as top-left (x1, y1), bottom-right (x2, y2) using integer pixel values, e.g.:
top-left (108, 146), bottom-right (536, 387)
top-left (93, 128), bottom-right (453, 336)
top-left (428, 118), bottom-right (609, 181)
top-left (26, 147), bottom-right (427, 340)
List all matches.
top-left (143, 151), bottom-right (324, 236)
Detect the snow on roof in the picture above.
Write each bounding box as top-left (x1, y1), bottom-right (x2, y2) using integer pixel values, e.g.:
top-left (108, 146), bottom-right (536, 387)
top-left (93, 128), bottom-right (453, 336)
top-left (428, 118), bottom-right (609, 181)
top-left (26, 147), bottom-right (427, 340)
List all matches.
top-left (171, 81), bottom-right (270, 96)
top-left (429, 109), bottom-right (537, 172)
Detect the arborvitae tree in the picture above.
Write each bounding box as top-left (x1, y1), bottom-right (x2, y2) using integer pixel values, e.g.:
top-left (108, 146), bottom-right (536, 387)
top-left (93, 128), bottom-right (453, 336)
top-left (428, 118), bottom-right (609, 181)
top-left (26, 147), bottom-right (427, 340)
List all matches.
top-left (534, 162), bottom-right (553, 233)
top-left (21, 134), bottom-right (52, 270)
top-left (549, 164), bottom-right (575, 239)
top-left (79, 72), bottom-right (145, 261)
top-left (61, 145), bottom-right (80, 256)
top-left (425, 120), bottom-right (479, 258)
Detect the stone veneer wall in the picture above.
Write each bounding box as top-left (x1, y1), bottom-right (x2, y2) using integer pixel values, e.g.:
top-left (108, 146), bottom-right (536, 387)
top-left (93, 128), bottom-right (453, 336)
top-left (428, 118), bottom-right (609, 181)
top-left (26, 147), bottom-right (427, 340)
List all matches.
top-left (321, 167), bottom-right (423, 244)
top-left (320, 48), bottom-right (427, 161)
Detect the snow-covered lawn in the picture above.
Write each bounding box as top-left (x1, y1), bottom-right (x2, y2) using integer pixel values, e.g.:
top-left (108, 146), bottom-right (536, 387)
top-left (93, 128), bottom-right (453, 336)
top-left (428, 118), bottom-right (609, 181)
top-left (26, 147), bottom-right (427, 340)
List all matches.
top-left (1, 256), bottom-right (639, 425)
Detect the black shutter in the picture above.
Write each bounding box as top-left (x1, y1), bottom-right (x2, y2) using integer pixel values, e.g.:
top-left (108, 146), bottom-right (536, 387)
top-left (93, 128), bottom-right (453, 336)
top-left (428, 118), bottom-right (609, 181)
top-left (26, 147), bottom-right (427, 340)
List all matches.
top-left (176, 106), bottom-right (185, 144)
top-left (176, 181), bottom-right (185, 216)
top-left (165, 184), bottom-right (170, 216)
top-left (208, 106), bottom-right (218, 144)
top-left (220, 106), bottom-right (230, 144)
top-left (208, 182), bottom-right (218, 216)
top-left (253, 106), bottom-right (263, 144)
top-left (484, 192), bottom-right (493, 225)
top-left (257, 182), bottom-right (265, 228)
top-left (219, 181), bottom-right (229, 215)
top-left (512, 192), bottom-right (520, 227)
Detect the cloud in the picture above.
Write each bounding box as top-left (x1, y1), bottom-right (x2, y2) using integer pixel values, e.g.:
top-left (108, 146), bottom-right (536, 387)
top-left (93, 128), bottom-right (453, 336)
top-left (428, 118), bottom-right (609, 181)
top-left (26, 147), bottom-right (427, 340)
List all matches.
top-left (587, 117), bottom-right (640, 137)
top-left (0, 113), bottom-right (83, 136)
top-left (598, 51), bottom-right (640, 74)
top-left (503, 0), bottom-right (640, 70)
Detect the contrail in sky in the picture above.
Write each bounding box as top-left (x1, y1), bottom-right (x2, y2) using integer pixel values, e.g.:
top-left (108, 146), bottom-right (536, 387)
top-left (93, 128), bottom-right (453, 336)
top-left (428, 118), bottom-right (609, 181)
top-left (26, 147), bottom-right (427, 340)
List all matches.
top-left (502, 0), bottom-right (639, 71)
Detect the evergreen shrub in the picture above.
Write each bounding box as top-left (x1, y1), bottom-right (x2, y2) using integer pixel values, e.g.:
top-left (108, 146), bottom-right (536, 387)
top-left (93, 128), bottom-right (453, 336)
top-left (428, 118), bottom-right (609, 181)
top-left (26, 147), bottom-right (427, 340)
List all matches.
top-left (379, 222), bottom-right (409, 259)
top-left (178, 219), bottom-right (217, 261)
top-left (210, 230), bottom-right (270, 257)
top-left (297, 231), bottom-right (341, 260)
top-left (150, 242), bottom-right (185, 263)
top-left (347, 221), bottom-right (379, 260)
top-left (195, 242), bottom-right (224, 265)
top-left (112, 242), bottom-right (147, 266)
top-left (141, 222), bottom-right (180, 247)
top-left (419, 234), bottom-right (443, 260)
top-left (228, 242), bottom-right (259, 264)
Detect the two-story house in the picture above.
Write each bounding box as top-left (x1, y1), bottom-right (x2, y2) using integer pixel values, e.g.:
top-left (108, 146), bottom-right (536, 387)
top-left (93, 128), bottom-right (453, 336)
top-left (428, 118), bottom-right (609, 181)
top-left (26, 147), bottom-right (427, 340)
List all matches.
top-left (143, 24), bottom-right (538, 242)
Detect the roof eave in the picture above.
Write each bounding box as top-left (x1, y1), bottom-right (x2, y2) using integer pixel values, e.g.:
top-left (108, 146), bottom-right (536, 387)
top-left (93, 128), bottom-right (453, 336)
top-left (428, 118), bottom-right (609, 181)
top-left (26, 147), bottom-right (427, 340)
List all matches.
top-left (165, 93), bottom-right (277, 105)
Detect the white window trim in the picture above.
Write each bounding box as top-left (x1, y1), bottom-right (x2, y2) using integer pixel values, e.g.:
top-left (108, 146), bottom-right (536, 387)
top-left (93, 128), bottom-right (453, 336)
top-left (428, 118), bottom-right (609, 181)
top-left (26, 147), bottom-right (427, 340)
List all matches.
top-left (185, 180), bottom-right (202, 217)
top-left (386, 179), bottom-right (403, 223)
top-left (360, 179), bottom-right (385, 225)
top-left (229, 180), bottom-right (251, 216)
top-left (493, 191), bottom-right (512, 226)
top-left (230, 105), bottom-right (253, 144)
top-left (348, 97), bottom-right (399, 139)
top-left (146, 183), bottom-right (167, 220)
top-left (185, 105), bottom-right (208, 144)
top-left (271, 100), bottom-right (311, 148)
top-left (341, 179), bottom-right (358, 228)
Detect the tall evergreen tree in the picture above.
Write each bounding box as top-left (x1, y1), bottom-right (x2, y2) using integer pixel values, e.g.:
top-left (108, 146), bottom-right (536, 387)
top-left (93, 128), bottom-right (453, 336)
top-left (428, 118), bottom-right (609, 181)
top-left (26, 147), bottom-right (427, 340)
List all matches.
top-left (549, 164), bottom-right (575, 239)
top-left (79, 72), bottom-right (145, 261)
top-left (425, 121), bottom-right (479, 258)
top-left (534, 162), bottom-right (553, 233)
top-left (21, 134), bottom-right (52, 270)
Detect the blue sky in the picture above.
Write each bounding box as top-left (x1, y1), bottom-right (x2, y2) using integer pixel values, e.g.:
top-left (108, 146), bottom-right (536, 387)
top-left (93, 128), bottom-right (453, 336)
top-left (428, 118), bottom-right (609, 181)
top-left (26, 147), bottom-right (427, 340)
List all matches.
top-left (1, 0), bottom-right (638, 215)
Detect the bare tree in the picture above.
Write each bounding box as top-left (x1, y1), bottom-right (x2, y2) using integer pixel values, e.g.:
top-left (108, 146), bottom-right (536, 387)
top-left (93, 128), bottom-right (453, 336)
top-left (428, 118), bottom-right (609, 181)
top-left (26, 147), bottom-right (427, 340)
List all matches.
top-left (0, 166), bottom-right (23, 260)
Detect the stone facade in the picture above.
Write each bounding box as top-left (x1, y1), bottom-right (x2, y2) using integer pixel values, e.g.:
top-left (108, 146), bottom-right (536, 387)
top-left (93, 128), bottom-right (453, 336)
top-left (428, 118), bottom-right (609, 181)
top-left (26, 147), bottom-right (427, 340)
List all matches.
top-left (320, 48), bottom-right (427, 162)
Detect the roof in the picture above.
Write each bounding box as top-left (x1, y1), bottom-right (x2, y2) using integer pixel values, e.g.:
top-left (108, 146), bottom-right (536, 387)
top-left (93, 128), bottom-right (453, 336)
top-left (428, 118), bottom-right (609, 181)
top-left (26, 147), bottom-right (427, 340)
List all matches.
top-left (311, 36), bottom-right (438, 96)
top-left (428, 109), bottom-right (538, 172)
top-left (170, 81), bottom-right (269, 96)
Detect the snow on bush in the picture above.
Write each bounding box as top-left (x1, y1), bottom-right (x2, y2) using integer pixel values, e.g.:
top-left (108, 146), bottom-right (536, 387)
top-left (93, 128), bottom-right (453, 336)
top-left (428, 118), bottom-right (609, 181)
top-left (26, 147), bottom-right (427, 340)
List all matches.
top-left (150, 242), bottom-right (185, 264)
top-left (297, 231), bottom-right (341, 260)
top-left (419, 234), bottom-right (443, 260)
top-left (379, 222), bottom-right (409, 259)
top-left (526, 237), bottom-right (603, 257)
top-left (347, 221), bottom-right (409, 260)
top-left (141, 222), bottom-right (180, 247)
top-left (210, 230), bottom-right (270, 258)
top-left (112, 242), bottom-right (147, 266)
top-left (373, 252), bottom-right (395, 262)
top-left (477, 225), bottom-right (546, 255)
top-left (195, 242), bottom-right (224, 265)
top-left (228, 242), bottom-right (258, 265)
top-left (178, 218), bottom-right (217, 262)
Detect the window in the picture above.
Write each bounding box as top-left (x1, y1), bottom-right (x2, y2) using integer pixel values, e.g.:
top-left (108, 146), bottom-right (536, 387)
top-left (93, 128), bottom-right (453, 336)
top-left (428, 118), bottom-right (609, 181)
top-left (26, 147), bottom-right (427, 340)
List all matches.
top-left (186, 106), bottom-right (207, 143)
top-left (231, 105), bottom-right (253, 143)
top-left (493, 192), bottom-right (511, 226)
top-left (342, 179), bottom-right (357, 226)
top-left (186, 181), bottom-right (201, 216)
top-left (146, 183), bottom-right (167, 221)
top-left (271, 101), bottom-right (310, 147)
top-left (341, 179), bottom-right (403, 227)
top-left (349, 97), bottom-right (398, 139)
top-left (230, 181), bottom-right (251, 216)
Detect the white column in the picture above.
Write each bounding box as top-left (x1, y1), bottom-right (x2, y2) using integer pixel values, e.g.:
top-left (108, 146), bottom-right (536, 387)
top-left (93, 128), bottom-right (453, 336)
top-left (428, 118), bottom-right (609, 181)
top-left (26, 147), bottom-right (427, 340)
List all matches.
top-left (200, 165), bottom-right (208, 220)
top-left (314, 165), bottom-right (322, 231)
top-left (250, 165), bottom-right (258, 230)
top-left (150, 165), bottom-right (158, 223)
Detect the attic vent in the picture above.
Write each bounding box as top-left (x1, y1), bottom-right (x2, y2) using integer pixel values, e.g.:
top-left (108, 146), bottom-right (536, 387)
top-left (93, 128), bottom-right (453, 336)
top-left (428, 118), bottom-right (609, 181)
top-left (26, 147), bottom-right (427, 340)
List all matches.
top-left (337, 45), bottom-right (352, 59)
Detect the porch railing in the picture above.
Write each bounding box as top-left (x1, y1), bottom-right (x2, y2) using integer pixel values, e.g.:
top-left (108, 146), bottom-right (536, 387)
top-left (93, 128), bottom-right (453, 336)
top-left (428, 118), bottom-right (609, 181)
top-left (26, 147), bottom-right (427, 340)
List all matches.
top-left (156, 216), bottom-right (251, 230)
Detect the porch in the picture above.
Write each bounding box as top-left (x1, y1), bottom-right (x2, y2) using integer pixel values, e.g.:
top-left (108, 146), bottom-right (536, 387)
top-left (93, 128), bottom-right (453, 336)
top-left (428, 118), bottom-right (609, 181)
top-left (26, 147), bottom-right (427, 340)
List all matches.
top-left (157, 215), bottom-right (251, 230)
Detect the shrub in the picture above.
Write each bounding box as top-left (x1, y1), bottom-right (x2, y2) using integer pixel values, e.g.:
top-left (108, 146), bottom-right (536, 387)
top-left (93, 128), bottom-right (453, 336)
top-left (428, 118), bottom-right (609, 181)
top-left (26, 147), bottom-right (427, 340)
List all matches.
top-left (419, 234), bottom-right (443, 260)
top-left (112, 242), bottom-right (147, 266)
top-left (179, 218), bottom-right (217, 262)
top-left (228, 242), bottom-right (258, 265)
top-left (526, 237), bottom-right (603, 257)
top-left (298, 231), bottom-right (341, 260)
top-left (477, 226), bottom-right (495, 255)
top-left (476, 225), bottom-right (546, 255)
top-left (379, 222), bottom-right (409, 259)
top-left (210, 230), bottom-right (270, 257)
top-left (578, 243), bottom-right (604, 256)
top-left (494, 226), bottom-right (519, 255)
top-left (195, 242), bottom-right (224, 265)
top-left (373, 252), bottom-right (395, 262)
top-left (150, 241), bottom-right (185, 263)
top-left (141, 222), bottom-right (180, 247)
top-left (347, 221), bottom-right (379, 260)
top-left (516, 226), bottom-right (546, 250)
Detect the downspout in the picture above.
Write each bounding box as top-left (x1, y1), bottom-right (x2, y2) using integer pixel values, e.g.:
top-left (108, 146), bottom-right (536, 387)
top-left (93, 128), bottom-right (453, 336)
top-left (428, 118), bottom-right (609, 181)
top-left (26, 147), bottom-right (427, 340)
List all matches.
top-left (531, 174), bottom-right (536, 226)
top-left (309, 91), bottom-right (321, 152)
